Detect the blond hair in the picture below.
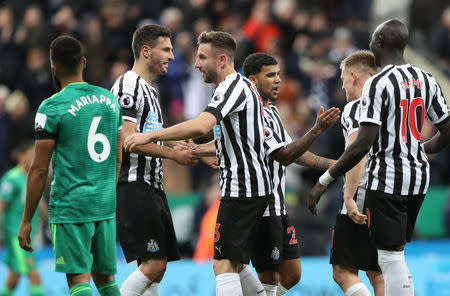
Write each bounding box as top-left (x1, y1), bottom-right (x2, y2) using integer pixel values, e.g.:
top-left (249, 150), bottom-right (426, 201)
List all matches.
top-left (340, 50), bottom-right (377, 76)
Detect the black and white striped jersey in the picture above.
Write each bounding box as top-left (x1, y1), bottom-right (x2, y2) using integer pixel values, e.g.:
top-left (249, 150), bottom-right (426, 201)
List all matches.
top-left (111, 70), bottom-right (164, 190)
top-left (204, 73), bottom-right (272, 198)
top-left (359, 64), bottom-right (449, 195)
top-left (339, 99), bottom-right (367, 214)
top-left (262, 102), bottom-right (292, 217)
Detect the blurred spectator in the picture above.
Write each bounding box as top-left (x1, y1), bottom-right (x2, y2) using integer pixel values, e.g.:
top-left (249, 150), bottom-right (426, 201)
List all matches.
top-left (160, 6), bottom-right (184, 37)
top-left (431, 7), bottom-right (450, 76)
top-left (16, 47), bottom-right (53, 115)
top-left (101, 59), bottom-right (130, 90)
top-left (14, 5), bottom-right (49, 49)
top-left (0, 85), bottom-right (10, 176)
top-left (50, 5), bottom-right (79, 39)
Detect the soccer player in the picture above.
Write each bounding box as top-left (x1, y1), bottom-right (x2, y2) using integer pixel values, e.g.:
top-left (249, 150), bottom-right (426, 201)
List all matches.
top-left (18, 36), bottom-right (123, 296)
top-left (309, 19), bottom-right (450, 296)
top-left (110, 24), bottom-right (197, 296)
top-left (330, 50), bottom-right (384, 296)
top-left (0, 141), bottom-right (44, 296)
top-left (242, 52), bottom-right (339, 296)
top-left (124, 30), bottom-right (273, 296)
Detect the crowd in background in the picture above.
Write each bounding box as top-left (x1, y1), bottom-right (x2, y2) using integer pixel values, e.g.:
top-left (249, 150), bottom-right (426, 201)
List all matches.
top-left (0, 0), bottom-right (449, 258)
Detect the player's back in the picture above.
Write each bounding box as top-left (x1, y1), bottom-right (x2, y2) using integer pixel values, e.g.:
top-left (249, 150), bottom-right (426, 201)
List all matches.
top-left (359, 64), bottom-right (449, 195)
top-left (35, 82), bottom-right (122, 223)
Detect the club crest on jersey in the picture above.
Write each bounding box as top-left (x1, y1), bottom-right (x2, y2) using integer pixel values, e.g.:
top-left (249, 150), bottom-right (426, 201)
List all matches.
top-left (271, 247), bottom-right (280, 260)
top-left (35, 112), bottom-right (47, 131)
top-left (264, 128), bottom-right (273, 140)
top-left (213, 125), bottom-right (222, 139)
top-left (120, 96), bottom-right (133, 108)
top-left (360, 96), bottom-right (370, 109)
top-left (210, 92), bottom-right (224, 107)
top-left (147, 239), bottom-right (160, 253)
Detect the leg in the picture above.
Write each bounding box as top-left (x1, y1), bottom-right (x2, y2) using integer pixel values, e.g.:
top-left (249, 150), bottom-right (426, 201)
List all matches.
top-left (237, 264), bottom-right (266, 296)
top-left (0, 271), bottom-right (20, 295)
top-left (28, 270), bottom-right (44, 296)
top-left (120, 257), bottom-right (167, 296)
top-left (92, 271), bottom-right (120, 296)
top-left (279, 258), bottom-right (301, 289)
top-left (377, 247), bottom-right (413, 296)
top-left (66, 273), bottom-right (92, 296)
top-left (332, 265), bottom-right (371, 295)
top-left (214, 259), bottom-right (244, 296)
top-left (258, 271), bottom-right (279, 296)
top-left (366, 270), bottom-right (384, 296)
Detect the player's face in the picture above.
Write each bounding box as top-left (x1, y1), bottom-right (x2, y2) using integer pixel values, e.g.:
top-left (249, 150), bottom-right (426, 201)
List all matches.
top-left (341, 67), bottom-right (355, 102)
top-left (19, 145), bottom-right (35, 171)
top-left (148, 37), bottom-right (174, 75)
top-left (194, 43), bottom-right (219, 84)
top-left (50, 61), bottom-right (62, 90)
top-left (253, 65), bottom-right (281, 101)
top-left (369, 26), bottom-right (382, 67)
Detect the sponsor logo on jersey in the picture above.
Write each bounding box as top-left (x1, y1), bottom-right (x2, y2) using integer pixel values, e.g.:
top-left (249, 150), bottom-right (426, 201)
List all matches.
top-left (147, 239), bottom-right (160, 253)
top-left (271, 246), bottom-right (280, 260)
top-left (213, 125), bottom-right (222, 139)
top-left (360, 96), bottom-right (369, 109)
top-left (143, 112), bottom-right (162, 133)
top-left (35, 113), bottom-right (47, 131)
top-left (120, 96), bottom-right (133, 108)
top-left (215, 245), bottom-right (222, 254)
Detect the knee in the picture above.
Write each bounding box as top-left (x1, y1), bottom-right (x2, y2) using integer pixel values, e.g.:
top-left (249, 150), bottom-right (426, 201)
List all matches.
top-left (213, 259), bottom-right (240, 275)
top-left (332, 266), bottom-right (348, 287)
top-left (140, 258), bottom-right (167, 280)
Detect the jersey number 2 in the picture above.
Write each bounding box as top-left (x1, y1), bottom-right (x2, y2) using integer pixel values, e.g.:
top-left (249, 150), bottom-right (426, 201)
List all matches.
top-left (400, 97), bottom-right (425, 142)
top-left (287, 225), bottom-right (298, 244)
top-left (88, 116), bottom-right (111, 162)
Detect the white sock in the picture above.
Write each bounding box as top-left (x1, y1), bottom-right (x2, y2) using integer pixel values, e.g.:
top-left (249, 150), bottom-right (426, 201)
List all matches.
top-left (120, 268), bottom-right (152, 296)
top-left (216, 273), bottom-right (243, 296)
top-left (377, 249), bottom-right (411, 296)
top-left (142, 282), bottom-right (160, 296)
top-left (262, 283), bottom-right (278, 296)
top-left (276, 283), bottom-right (289, 296)
top-left (239, 266), bottom-right (266, 296)
top-left (345, 282), bottom-right (371, 296)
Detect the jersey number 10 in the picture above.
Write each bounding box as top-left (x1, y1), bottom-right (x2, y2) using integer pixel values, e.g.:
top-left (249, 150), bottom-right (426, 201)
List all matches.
top-left (88, 116), bottom-right (111, 162)
top-left (400, 97), bottom-right (425, 143)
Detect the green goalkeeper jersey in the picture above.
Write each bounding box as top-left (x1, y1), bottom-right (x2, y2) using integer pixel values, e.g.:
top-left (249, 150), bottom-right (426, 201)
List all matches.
top-left (35, 82), bottom-right (123, 223)
top-left (0, 167), bottom-right (38, 238)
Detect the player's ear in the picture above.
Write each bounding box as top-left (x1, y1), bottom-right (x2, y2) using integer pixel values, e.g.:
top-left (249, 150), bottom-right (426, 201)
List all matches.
top-left (141, 45), bottom-right (150, 59)
top-left (351, 71), bottom-right (358, 84)
top-left (247, 75), bottom-right (258, 86)
top-left (81, 57), bottom-right (87, 69)
top-left (218, 53), bottom-right (227, 68)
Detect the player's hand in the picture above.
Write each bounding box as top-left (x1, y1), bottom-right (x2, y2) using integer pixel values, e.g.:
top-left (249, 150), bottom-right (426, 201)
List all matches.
top-left (345, 199), bottom-right (367, 225)
top-left (18, 220), bottom-right (33, 252)
top-left (200, 156), bottom-right (219, 169)
top-left (174, 148), bottom-right (199, 166)
top-left (123, 132), bottom-right (153, 151)
top-left (308, 181), bottom-right (327, 215)
top-left (314, 106), bottom-right (341, 133)
top-left (175, 140), bottom-right (196, 151)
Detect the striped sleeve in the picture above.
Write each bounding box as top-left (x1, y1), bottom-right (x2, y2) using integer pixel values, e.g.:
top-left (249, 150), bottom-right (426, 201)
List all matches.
top-left (342, 100), bottom-right (360, 136)
top-left (204, 75), bottom-right (246, 123)
top-left (111, 74), bottom-right (142, 123)
top-left (426, 76), bottom-right (449, 126)
top-left (263, 125), bottom-right (285, 155)
top-left (359, 77), bottom-right (382, 126)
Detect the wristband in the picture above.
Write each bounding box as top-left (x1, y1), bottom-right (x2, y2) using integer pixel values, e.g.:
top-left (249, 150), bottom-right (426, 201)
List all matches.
top-left (319, 170), bottom-right (335, 186)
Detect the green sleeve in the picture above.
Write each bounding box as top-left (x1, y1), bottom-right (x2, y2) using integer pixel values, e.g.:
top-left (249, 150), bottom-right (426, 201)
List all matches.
top-left (35, 100), bottom-right (60, 136)
top-left (0, 177), bottom-right (13, 202)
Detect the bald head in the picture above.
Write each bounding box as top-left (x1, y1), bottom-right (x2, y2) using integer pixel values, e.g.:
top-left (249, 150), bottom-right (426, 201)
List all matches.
top-left (370, 19), bottom-right (409, 66)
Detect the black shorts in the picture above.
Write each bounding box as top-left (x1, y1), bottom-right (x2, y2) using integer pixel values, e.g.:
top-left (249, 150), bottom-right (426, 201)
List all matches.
top-left (214, 195), bottom-right (270, 264)
top-left (252, 215), bottom-right (301, 273)
top-left (366, 189), bottom-right (425, 249)
top-left (330, 214), bottom-right (380, 271)
top-left (116, 182), bottom-right (180, 263)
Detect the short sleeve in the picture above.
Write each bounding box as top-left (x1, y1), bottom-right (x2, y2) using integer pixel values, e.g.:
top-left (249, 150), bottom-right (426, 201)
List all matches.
top-left (0, 178), bottom-right (13, 202)
top-left (359, 77), bottom-right (383, 126)
top-left (35, 101), bottom-right (59, 139)
top-left (204, 76), bottom-right (248, 123)
top-left (112, 76), bottom-right (142, 123)
top-left (342, 101), bottom-right (360, 136)
top-left (264, 125), bottom-right (285, 155)
top-left (427, 78), bottom-right (449, 126)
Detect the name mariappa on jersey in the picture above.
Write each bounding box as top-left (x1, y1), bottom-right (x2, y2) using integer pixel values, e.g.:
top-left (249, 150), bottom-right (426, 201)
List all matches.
top-left (68, 94), bottom-right (116, 116)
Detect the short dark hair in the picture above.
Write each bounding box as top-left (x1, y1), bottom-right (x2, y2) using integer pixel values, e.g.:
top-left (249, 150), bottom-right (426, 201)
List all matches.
top-left (197, 31), bottom-right (237, 62)
top-left (16, 139), bottom-right (34, 154)
top-left (243, 52), bottom-right (278, 77)
top-left (49, 35), bottom-right (84, 77)
top-left (132, 24), bottom-right (172, 59)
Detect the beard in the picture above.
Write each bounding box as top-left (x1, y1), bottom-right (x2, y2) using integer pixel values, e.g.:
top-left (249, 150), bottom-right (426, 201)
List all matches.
top-left (203, 69), bottom-right (218, 84)
top-left (52, 72), bottom-right (62, 90)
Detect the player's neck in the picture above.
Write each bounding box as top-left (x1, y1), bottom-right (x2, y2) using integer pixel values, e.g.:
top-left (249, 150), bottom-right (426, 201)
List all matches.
top-left (59, 75), bottom-right (84, 89)
top-left (215, 65), bottom-right (236, 86)
top-left (132, 62), bottom-right (156, 85)
top-left (17, 163), bottom-right (28, 175)
top-left (380, 52), bottom-right (406, 68)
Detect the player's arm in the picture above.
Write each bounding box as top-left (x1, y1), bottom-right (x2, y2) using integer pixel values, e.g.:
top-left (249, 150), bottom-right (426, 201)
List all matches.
top-left (123, 112), bottom-right (217, 150)
top-left (294, 151), bottom-right (335, 171)
top-left (342, 132), bottom-right (367, 224)
top-left (0, 200), bottom-right (8, 246)
top-left (122, 121), bottom-right (198, 166)
top-left (422, 119), bottom-right (450, 154)
top-left (270, 106), bottom-right (340, 166)
top-left (18, 139), bottom-right (55, 252)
